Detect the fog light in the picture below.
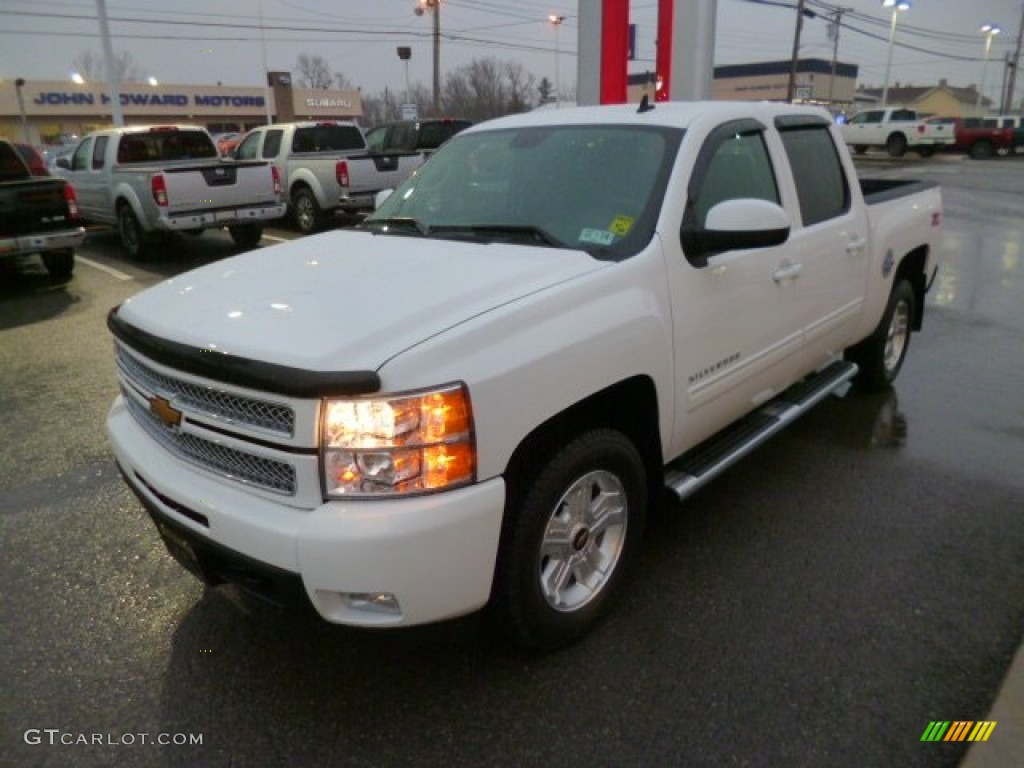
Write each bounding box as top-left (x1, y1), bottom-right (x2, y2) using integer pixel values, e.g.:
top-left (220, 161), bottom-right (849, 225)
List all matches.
top-left (342, 592), bottom-right (401, 616)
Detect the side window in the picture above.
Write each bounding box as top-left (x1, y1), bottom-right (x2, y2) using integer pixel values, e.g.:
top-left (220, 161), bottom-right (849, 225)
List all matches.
top-left (235, 131), bottom-right (261, 160)
top-left (91, 136), bottom-right (108, 170)
top-left (693, 131), bottom-right (779, 227)
top-left (418, 122), bottom-right (443, 150)
top-left (778, 125), bottom-right (850, 226)
top-left (262, 129), bottom-right (283, 159)
top-left (864, 111), bottom-right (884, 124)
top-left (890, 109), bottom-right (915, 122)
top-left (71, 138), bottom-right (94, 171)
top-left (365, 126), bottom-right (387, 152)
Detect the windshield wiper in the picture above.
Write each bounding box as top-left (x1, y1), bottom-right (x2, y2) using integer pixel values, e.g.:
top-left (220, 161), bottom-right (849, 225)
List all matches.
top-left (360, 217), bottom-right (430, 237)
top-left (428, 224), bottom-right (567, 249)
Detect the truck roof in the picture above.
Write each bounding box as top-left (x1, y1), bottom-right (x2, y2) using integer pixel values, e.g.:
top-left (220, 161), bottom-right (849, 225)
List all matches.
top-left (468, 100), bottom-right (834, 134)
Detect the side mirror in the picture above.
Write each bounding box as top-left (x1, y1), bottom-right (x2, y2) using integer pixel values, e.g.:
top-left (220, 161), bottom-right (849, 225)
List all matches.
top-left (56, 157), bottom-right (71, 170)
top-left (681, 198), bottom-right (791, 268)
top-left (374, 189), bottom-right (394, 209)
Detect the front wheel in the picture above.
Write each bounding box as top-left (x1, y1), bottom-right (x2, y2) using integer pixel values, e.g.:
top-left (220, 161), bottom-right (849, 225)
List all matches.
top-left (228, 223), bottom-right (263, 249)
top-left (847, 279), bottom-right (916, 391)
top-left (492, 429), bottom-right (647, 650)
top-left (41, 249), bottom-right (74, 282)
top-left (970, 140), bottom-right (994, 159)
top-left (886, 133), bottom-right (907, 158)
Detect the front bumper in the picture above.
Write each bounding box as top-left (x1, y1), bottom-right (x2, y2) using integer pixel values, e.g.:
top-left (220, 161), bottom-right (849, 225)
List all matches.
top-left (154, 202), bottom-right (287, 232)
top-left (0, 226), bottom-right (86, 258)
top-left (108, 395), bottom-right (506, 627)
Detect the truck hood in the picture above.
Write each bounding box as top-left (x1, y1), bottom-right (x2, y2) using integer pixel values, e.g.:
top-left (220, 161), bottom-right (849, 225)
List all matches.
top-left (117, 229), bottom-right (604, 372)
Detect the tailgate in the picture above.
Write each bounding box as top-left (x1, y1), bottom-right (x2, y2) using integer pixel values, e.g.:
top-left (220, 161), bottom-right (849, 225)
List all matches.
top-left (161, 161), bottom-right (277, 212)
top-left (0, 179), bottom-right (76, 236)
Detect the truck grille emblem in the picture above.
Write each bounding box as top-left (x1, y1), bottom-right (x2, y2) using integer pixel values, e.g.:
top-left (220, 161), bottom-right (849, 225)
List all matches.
top-left (149, 395), bottom-right (183, 430)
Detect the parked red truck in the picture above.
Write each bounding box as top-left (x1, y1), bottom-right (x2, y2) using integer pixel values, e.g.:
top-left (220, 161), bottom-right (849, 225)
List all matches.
top-left (924, 117), bottom-right (1014, 159)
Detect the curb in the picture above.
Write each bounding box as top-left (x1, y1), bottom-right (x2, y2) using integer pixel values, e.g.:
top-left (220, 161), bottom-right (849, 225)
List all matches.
top-left (959, 641), bottom-right (1024, 767)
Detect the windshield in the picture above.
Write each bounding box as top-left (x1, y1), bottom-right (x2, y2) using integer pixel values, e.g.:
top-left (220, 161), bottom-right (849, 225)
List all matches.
top-left (364, 124), bottom-right (682, 260)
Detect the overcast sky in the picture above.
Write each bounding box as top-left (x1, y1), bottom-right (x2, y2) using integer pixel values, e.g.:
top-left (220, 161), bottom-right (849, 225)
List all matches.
top-left (1, 0), bottom-right (1021, 107)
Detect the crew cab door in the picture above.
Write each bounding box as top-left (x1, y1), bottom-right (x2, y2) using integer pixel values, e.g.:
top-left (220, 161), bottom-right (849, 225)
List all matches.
top-left (771, 116), bottom-right (869, 368)
top-left (665, 119), bottom-right (806, 448)
top-left (843, 109), bottom-right (885, 145)
top-left (64, 135), bottom-right (111, 221)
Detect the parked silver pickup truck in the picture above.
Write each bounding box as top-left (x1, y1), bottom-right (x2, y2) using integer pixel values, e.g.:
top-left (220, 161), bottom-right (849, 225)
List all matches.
top-left (233, 121), bottom-right (423, 234)
top-left (57, 125), bottom-right (286, 259)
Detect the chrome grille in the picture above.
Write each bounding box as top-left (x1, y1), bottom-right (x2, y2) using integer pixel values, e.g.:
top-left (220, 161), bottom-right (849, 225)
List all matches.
top-left (124, 391), bottom-right (297, 495)
top-left (116, 345), bottom-right (294, 436)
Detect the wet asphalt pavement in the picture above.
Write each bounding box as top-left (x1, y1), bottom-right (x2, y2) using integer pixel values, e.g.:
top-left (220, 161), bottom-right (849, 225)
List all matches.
top-left (1, 154), bottom-right (1022, 768)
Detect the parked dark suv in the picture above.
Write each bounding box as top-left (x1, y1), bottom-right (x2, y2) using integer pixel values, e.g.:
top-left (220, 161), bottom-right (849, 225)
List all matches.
top-left (365, 118), bottom-right (472, 156)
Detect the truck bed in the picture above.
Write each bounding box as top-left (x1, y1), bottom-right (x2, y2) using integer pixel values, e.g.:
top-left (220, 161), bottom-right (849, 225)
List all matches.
top-left (859, 178), bottom-right (938, 205)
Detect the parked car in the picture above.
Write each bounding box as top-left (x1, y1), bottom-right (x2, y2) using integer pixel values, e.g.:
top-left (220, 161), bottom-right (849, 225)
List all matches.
top-left (214, 132), bottom-right (244, 156)
top-left (12, 143), bottom-right (49, 176)
top-left (924, 117), bottom-right (1014, 159)
top-left (107, 101), bottom-right (943, 649)
top-left (56, 124), bottom-right (286, 258)
top-left (365, 118), bottom-right (472, 157)
top-left (0, 138), bottom-right (85, 281)
top-left (234, 121), bottom-right (423, 234)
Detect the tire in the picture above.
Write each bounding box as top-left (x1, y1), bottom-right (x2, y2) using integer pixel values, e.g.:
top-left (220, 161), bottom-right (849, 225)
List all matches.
top-left (291, 187), bottom-right (322, 235)
top-left (228, 223), bottom-right (263, 249)
top-left (853, 145), bottom-right (868, 156)
top-left (970, 140), bottom-right (994, 160)
top-left (886, 133), bottom-right (907, 158)
top-left (847, 279), bottom-right (915, 392)
top-left (41, 249), bottom-right (74, 282)
top-left (117, 204), bottom-right (158, 260)
top-left (915, 146), bottom-right (935, 158)
top-left (492, 429), bottom-right (647, 650)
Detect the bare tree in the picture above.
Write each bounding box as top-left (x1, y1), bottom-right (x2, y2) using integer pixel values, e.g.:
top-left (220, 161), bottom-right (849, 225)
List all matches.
top-left (537, 76), bottom-right (554, 105)
top-left (334, 72), bottom-right (354, 91)
top-left (70, 50), bottom-right (145, 82)
top-left (296, 54), bottom-right (333, 89)
top-left (442, 57), bottom-right (537, 122)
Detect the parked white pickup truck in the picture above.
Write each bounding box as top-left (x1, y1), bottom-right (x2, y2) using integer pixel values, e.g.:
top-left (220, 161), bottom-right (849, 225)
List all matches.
top-left (58, 125), bottom-right (286, 259)
top-left (107, 101), bottom-right (942, 649)
top-left (233, 121), bottom-right (423, 234)
top-left (840, 107), bottom-right (953, 158)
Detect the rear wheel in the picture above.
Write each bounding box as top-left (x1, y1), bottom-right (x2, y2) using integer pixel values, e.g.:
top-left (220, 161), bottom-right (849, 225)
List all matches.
top-left (228, 223), bottom-right (263, 249)
top-left (41, 249), bottom-right (74, 282)
top-left (886, 133), bottom-right (907, 158)
top-left (291, 187), bottom-right (322, 234)
top-left (853, 145), bottom-right (868, 156)
top-left (847, 279), bottom-right (916, 391)
top-left (970, 140), bottom-right (994, 159)
top-left (117, 204), bottom-right (158, 260)
top-left (492, 429), bottom-right (646, 649)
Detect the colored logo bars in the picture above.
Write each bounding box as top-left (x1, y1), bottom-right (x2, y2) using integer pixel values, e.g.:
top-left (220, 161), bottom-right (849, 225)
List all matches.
top-left (921, 721), bottom-right (997, 742)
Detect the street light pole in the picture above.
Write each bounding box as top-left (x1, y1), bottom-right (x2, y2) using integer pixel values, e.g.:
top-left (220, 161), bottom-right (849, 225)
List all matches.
top-left (14, 78), bottom-right (30, 143)
top-left (975, 24), bottom-right (1002, 116)
top-left (880, 0), bottom-right (911, 108)
top-left (549, 14), bottom-right (565, 104)
top-left (415, 0), bottom-right (441, 115)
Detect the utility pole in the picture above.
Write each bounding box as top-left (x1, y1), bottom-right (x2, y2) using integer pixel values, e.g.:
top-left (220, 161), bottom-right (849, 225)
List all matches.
top-left (1004, 1), bottom-right (1024, 113)
top-left (787, 0), bottom-right (807, 103)
top-left (415, 0), bottom-right (441, 115)
top-left (827, 8), bottom-right (852, 107)
top-left (97, 0), bottom-right (124, 126)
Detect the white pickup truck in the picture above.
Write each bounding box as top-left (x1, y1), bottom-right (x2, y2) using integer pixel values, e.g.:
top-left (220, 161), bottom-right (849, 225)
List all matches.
top-left (107, 101), bottom-right (942, 649)
top-left (840, 107), bottom-right (954, 158)
top-left (58, 125), bottom-right (286, 259)
top-left (233, 121), bottom-right (423, 234)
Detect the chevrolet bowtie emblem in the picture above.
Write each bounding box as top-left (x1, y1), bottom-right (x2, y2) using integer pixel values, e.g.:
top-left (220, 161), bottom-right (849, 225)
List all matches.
top-left (149, 395), bottom-right (183, 429)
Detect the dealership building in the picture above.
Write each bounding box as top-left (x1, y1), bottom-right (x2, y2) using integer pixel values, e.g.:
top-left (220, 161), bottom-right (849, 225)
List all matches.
top-left (0, 72), bottom-right (363, 146)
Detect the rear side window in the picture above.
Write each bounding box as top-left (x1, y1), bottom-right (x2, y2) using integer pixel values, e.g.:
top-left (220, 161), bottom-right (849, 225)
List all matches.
top-left (778, 124), bottom-right (850, 226)
top-left (291, 124), bottom-right (364, 152)
top-left (262, 129), bottom-right (283, 159)
top-left (890, 109), bottom-right (916, 121)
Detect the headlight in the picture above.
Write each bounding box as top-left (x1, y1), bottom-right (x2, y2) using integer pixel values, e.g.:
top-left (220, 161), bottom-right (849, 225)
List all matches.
top-left (321, 383), bottom-right (475, 498)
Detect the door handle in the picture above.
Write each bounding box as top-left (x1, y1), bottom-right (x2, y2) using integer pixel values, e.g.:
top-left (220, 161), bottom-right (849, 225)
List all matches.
top-left (846, 237), bottom-right (868, 254)
top-left (773, 261), bottom-right (803, 282)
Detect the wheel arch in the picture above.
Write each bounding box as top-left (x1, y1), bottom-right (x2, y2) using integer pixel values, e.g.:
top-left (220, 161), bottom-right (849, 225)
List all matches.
top-left (502, 375), bottom-right (663, 512)
top-left (895, 245), bottom-right (929, 331)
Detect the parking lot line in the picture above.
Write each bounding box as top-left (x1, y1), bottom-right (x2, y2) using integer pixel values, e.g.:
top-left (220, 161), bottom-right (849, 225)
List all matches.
top-left (76, 256), bottom-right (134, 281)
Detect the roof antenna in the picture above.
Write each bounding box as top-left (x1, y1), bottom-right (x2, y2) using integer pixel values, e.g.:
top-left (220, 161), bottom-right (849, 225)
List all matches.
top-left (637, 93), bottom-right (655, 113)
